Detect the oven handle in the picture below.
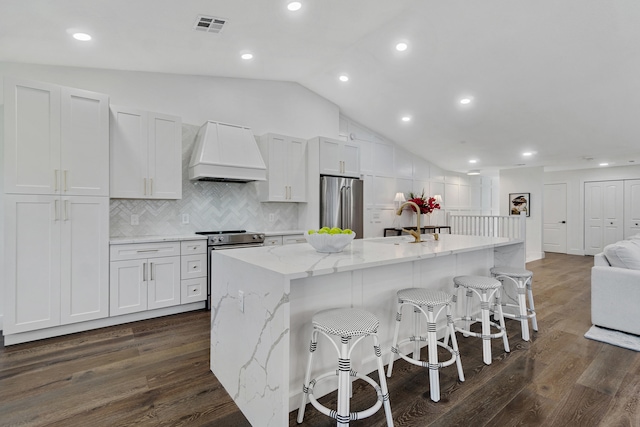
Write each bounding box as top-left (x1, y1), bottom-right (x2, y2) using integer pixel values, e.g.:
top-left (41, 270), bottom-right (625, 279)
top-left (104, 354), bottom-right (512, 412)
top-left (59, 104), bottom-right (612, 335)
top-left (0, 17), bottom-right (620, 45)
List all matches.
top-left (210, 243), bottom-right (264, 250)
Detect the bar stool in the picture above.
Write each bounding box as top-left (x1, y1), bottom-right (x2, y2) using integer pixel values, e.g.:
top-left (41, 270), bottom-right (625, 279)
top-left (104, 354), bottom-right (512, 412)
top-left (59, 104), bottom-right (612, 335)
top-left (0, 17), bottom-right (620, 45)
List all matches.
top-left (386, 288), bottom-right (465, 402)
top-left (451, 276), bottom-right (510, 365)
top-left (490, 267), bottom-right (538, 341)
top-left (297, 307), bottom-right (394, 427)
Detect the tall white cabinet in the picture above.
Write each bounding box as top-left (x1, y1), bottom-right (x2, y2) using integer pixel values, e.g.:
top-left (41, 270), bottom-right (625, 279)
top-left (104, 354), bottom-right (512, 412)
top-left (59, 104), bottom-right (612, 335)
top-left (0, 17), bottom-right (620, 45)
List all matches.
top-left (110, 105), bottom-right (182, 199)
top-left (257, 133), bottom-right (307, 202)
top-left (318, 137), bottom-right (360, 177)
top-left (3, 78), bottom-right (110, 334)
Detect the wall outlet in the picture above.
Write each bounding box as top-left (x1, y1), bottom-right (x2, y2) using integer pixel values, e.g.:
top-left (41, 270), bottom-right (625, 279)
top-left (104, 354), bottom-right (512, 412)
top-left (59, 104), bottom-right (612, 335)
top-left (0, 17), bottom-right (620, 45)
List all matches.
top-left (238, 290), bottom-right (245, 313)
top-left (182, 213), bottom-right (190, 224)
top-left (131, 214), bottom-right (139, 225)
top-left (268, 213), bottom-right (275, 222)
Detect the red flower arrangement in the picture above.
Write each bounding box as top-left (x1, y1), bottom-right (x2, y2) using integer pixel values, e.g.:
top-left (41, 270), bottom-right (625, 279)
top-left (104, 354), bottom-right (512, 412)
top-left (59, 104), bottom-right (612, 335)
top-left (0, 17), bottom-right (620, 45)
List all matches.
top-left (407, 190), bottom-right (441, 214)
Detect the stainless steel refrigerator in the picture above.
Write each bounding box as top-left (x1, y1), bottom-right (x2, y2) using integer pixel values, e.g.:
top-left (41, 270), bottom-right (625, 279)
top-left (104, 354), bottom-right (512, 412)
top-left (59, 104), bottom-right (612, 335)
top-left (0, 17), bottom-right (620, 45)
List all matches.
top-left (320, 175), bottom-right (364, 238)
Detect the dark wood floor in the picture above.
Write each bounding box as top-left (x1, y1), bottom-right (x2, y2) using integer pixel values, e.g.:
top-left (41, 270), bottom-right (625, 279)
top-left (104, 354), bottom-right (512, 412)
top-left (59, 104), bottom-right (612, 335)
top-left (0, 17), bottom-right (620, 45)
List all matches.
top-left (1, 253), bottom-right (639, 426)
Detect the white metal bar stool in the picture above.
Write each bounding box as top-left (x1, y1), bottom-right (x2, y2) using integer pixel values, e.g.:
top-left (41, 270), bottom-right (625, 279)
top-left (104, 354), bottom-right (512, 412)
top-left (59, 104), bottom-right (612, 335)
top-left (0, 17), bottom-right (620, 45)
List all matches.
top-left (297, 307), bottom-right (394, 427)
top-left (490, 267), bottom-right (538, 341)
top-left (386, 288), bottom-right (465, 402)
top-left (451, 275), bottom-right (510, 365)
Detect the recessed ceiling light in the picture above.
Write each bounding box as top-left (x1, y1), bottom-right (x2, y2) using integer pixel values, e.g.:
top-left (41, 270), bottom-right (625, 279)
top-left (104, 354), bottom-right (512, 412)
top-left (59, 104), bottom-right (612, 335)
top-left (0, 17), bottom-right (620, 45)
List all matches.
top-left (469, 159), bottom-right (477, 164)
top-left (72, 32), bottom-right (92, 41)
top-left (599, 162), bottom-right (609, 166)
top-left (522, 152), bottom-right (533, 156)
top-left (287, 1), bottom-right (302, 11)
top-left (467, 170), bottom-right (481, 176)
top-left (241, 52), bottom-right (253, 60)
top-left (338, 74), bottom-right (349, 82)
top-left (401, 116), bottom-right (411, 122)
top-left (395, 42), bottom-right (408, 52)
top-left (460, 98), bottom-right (472, 105)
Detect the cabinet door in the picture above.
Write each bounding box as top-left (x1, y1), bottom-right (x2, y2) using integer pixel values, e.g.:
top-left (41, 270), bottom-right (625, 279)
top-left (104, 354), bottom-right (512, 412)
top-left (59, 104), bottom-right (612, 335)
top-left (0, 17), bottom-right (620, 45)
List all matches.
top-left (342, 141), bottom-right (361, 177)
top-left (4, 78), bottom-right (61, 194)
top-left (110, 259), bottom-right (147, 316)
top-left (148, 256), bottom-right (181, 309)
top-left (319, 139), bottom-right (342, 175)
top-left (110, 106), bottom-right (148, 198)
top-left (267, 135), bottom-right (288, 201)
top-left (60, 197), bottom-right (109, 324)
top-left (4, 195), bottom-right (61, 333)
top-left (148, 112), bottom-right (182, 199)
top-left (61, 87), bottom-right (109, 196)
top-left (287, 138), bottom-right (307, 201)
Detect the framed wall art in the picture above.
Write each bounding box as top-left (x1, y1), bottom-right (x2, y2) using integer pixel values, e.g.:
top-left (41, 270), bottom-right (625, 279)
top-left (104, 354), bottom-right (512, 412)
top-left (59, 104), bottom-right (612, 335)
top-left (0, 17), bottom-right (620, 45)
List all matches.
top-left (509, 193), bottom-right (530, 217)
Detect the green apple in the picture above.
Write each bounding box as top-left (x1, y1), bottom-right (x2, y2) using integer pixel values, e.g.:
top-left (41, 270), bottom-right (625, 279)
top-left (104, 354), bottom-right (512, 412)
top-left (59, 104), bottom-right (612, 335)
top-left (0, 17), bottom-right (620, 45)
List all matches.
top-left (320, 226), bottom-right (330, 232)
top-left (329, 227), bottom-right (342, 234)
top-left (308, 229), bottom-right (316, 234)
top-left (317, 229), bottom-right (328, 234)
top-left (341, 229), bottom-right (352, 234)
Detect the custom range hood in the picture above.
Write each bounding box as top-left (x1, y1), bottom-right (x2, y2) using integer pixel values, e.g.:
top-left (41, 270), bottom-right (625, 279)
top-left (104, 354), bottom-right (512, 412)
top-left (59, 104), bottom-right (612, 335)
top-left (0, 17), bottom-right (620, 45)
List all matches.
top-left (188, 121), bottom-right (266, 182)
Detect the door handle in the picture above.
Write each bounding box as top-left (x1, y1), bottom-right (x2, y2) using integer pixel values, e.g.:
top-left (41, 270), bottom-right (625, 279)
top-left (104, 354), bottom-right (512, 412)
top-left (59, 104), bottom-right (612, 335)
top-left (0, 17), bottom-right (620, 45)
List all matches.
top-left (143, 262), bottom-right (147, 281)
top-left (64, 200), bottom-right (69, 221)
top-left (560, 221), bottom-right (566, 224)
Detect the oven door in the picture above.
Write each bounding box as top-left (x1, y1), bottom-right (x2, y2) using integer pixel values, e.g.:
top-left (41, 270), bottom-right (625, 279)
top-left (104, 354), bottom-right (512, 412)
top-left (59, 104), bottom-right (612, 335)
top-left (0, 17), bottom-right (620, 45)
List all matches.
top-left (206, 243), bottom-right (264, 309)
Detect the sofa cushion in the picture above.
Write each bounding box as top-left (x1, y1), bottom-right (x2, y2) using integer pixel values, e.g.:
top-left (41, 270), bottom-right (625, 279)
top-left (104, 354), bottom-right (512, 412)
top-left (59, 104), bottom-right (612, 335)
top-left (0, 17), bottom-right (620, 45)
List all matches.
top-left (603, 240), bottom-right (640, 270)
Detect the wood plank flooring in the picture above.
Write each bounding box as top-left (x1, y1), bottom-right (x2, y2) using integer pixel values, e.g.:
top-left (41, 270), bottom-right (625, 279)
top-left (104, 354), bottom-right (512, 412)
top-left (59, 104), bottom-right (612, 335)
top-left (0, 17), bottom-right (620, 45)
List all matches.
top-left (1, 253), bottom-right (639, 426)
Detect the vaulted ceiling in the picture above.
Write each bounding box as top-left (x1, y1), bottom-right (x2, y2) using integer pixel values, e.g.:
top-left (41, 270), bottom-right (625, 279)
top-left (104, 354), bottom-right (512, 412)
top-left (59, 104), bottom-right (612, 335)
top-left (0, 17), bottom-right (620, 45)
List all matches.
top-left (2, 0), bottom-right (640, 174)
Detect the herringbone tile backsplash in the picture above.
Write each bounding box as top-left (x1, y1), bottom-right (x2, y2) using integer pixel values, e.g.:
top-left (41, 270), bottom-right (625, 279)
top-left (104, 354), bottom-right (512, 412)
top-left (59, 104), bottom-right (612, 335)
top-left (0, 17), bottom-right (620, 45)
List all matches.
top-left (110, 124), bottom-right (299, 237)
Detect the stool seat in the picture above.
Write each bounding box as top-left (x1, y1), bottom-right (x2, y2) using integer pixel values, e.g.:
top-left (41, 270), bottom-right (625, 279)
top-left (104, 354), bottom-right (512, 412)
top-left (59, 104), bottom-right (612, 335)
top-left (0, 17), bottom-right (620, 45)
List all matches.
top-left (490, 266), bottom-right (533, 278)
top-left (397, 288), bottom-right (453, 306)
top-left (313, 308), bottom-right (379, 337)
top-left (454, 275), bottom-right (501, 290)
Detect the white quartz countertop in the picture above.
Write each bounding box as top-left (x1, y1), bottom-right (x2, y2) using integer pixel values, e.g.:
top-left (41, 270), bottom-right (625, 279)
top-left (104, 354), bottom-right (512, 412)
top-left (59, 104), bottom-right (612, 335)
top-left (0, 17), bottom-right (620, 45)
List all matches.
top-left (110, 234), bottom-right (207, 244)
top-left (212, 234), bottom-right (522, 280)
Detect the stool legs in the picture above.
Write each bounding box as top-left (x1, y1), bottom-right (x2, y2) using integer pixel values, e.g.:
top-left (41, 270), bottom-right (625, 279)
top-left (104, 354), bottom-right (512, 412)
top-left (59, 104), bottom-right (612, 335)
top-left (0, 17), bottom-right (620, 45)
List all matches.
top-left (297, 330), bottom-right (318, 424)
top-left (494, 274), bottom-right (538, 341)
top-left (527, 280), bottom-right (539, 332)
top-left (372, 334), bottom-right (394, 427)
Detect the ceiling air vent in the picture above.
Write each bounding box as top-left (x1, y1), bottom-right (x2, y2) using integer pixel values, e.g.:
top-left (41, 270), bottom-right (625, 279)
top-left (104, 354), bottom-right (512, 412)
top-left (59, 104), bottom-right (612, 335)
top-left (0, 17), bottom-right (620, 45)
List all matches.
top-left (193, 15), bottom-right (227, 34)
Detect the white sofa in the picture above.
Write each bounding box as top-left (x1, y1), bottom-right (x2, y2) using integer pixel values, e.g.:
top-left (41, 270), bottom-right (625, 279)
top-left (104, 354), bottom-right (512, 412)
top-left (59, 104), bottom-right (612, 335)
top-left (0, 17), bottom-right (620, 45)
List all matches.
top-left (591, 235), bottom-right (640, 336)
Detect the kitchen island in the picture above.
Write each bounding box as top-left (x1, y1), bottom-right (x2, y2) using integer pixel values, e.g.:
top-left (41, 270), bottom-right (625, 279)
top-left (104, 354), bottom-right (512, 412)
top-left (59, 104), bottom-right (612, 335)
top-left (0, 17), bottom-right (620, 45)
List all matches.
top-left (210, 234), bottom-right (525, 426)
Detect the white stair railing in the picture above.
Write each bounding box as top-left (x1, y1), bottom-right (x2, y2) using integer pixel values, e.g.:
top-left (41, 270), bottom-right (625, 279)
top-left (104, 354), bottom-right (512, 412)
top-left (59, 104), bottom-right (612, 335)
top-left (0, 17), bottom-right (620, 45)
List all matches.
top-left (446, 212), bottom-right (526, 240)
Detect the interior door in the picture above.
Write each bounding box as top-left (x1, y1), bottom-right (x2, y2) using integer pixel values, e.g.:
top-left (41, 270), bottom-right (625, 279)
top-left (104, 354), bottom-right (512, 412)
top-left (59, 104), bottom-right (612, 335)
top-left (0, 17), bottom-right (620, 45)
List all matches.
top-left (624, 179), bottom-right (640, 238)
top-left (543, 183), bottom-right (567, 253)
top-left (584, 181), bottom-right (624, 255)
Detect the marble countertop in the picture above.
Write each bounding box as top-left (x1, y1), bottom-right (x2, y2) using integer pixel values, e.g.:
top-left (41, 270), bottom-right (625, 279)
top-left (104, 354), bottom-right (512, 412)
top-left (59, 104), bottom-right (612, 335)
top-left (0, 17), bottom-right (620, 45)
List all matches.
top-left (109, 234), bottom-right (207, 244)
top-left (212, 234), bottom-right (522, 280)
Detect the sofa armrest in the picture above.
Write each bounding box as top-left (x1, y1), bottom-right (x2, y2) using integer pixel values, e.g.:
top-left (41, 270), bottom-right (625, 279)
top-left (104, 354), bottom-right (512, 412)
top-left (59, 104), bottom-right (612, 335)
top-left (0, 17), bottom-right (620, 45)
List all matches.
top-left (591, 265), bottom-right (640, 335)
top-left (593, 253), bottom-right (610, 266)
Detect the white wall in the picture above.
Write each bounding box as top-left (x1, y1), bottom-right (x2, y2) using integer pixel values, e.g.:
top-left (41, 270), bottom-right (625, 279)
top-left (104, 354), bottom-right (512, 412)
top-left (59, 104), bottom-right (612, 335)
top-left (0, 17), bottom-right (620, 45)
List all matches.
top-left (500, 167), bottom-right (544, 262)
top-left (545, 164), bottom-right (640, 255)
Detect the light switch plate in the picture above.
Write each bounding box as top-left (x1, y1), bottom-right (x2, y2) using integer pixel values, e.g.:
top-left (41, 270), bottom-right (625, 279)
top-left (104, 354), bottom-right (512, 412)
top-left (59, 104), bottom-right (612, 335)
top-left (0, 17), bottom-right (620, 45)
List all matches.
top-left (131, 214), bottom-right (139, 225)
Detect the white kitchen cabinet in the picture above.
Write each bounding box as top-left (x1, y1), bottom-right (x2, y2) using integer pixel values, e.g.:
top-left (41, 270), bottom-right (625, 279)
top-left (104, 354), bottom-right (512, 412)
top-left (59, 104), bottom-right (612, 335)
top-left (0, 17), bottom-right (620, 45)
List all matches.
top-left (257, 133), bottom-right (307, 202)
top-left (319, 137), bottom-right (360, 177)
top-left (283, 234), bottom-right (306, 245)
top-left (4, 195), bottom-right (109, 333)
top-left (110, 105), bottom-right (182, 199)
top-left (109, 242), bottom-right (182, 316)
top-left (264, 236), bottom-right (283, 246)
top-left (180, 240), bottom-right (207, 304)
top-left (3, 78), bottom-right (109, 196)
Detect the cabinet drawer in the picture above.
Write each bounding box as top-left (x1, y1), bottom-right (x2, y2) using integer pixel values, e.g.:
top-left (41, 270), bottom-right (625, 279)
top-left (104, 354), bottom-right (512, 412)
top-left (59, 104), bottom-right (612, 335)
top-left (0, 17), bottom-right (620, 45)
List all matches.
top-left (181, 254), bottom-right (207, 280)
top-left (264, 236), bottom-right (283, 246)
top-left (283, 234), bottom-right (306, 245)
top-left (110, 241), bottom-right (181, 261)
top-left (181, 239), bottom-right (207, 255)
top-left (181, 277), bottom-right (207, 304)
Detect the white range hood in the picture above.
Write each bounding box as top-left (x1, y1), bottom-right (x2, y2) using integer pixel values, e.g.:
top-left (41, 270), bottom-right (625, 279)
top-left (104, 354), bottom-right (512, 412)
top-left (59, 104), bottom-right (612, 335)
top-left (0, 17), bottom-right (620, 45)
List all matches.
top-left (188, 121), bottom-right (267, 182)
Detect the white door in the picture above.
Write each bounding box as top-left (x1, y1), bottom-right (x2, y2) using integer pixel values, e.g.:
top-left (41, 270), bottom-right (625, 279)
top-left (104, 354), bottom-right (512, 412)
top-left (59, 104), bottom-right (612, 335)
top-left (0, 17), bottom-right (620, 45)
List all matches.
top-left (110, 259), bottom-right (147, 316)
top-left (543, 183), bottom-right (567, 253)
top-left (4, 78), bottom-right (61, 195)
top-left (584, 181), bottom-right (624, 255)
top-left (61, 87), bottom-right (110, 196)
top-left (60, 196), bottom-right (109, 324)
top-left (110, 106), bottom-right (148, 198)
top-left (147, 256), bottom-right (181, 309)
top-left (4, 195), bottom-right (61, 333)
top-left (624, 179), bottom-right (640, 238)
top-left (148, 112), bottom-right (182, 199)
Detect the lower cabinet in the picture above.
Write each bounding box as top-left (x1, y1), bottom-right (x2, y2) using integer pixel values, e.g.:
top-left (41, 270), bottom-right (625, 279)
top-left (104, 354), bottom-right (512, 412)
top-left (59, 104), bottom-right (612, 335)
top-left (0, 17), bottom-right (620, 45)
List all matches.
top-left (180, 240), bottom-right (207, 303)
top-left (264, 234), bottom-right (306, 246)
top-left (109, 242), bottom-right (181, 316)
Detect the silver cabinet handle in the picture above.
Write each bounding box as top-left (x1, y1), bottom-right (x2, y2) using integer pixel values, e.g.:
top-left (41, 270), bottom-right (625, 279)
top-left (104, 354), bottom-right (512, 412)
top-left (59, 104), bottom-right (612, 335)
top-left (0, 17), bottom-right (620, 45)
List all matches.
top-left (64, 200), bottom-right (69, 221)
top-left (64, 170), bottom-right (68, 192)
top-left (144, 178), bottom-right (147, 195)
top-left (54, 170), bottom-right (59, 192)
top-left (150, 178), bottom-right (153, 196)
top-left (54, 199), bottom-right (59, 221)
top-left (136, 249), bottom-right (159, 253)
top-left (150, 262), bottom-right (154, 280)
top-left (143, 262), bottom-right (147, 281)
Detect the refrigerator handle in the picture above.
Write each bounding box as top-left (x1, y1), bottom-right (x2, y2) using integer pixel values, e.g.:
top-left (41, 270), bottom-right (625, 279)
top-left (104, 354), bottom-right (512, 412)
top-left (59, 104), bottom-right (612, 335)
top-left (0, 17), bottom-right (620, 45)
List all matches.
top-left (340, 185), bottom-right (348, 227)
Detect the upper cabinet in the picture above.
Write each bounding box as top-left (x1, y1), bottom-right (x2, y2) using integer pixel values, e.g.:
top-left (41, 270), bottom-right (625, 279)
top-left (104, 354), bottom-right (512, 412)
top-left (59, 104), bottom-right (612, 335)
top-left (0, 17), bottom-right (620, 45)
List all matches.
top-left (319, 137), bottom-right (360, 177)
top-left (3, 78), bottom-right (109, 196)
top-left (110, 105), bottom-right (182, 199)
top-left (257, 133), bottom-right (307, 202)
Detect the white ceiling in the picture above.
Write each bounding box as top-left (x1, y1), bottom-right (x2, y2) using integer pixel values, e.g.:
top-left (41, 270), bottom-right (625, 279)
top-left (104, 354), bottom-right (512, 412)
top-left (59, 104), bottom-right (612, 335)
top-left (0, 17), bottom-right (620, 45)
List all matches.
top-left (2, 0), bottom-right (640, 174)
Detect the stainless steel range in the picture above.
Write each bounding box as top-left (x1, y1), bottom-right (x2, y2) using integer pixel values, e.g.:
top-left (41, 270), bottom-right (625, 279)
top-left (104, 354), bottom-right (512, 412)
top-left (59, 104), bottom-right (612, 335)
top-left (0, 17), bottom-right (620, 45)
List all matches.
top-left (195, 230), bottom-right (265, 309)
